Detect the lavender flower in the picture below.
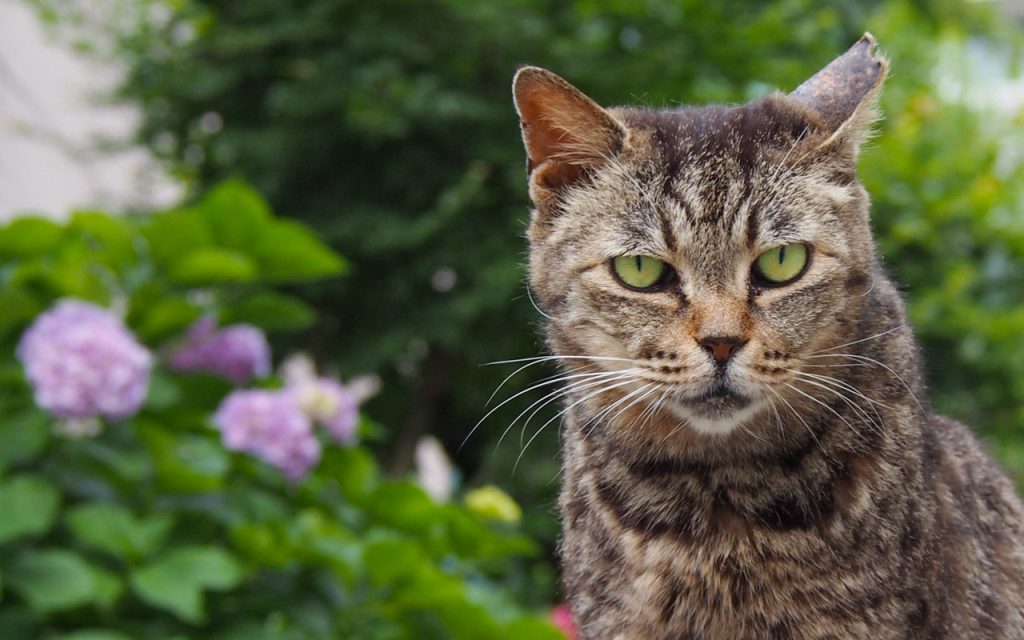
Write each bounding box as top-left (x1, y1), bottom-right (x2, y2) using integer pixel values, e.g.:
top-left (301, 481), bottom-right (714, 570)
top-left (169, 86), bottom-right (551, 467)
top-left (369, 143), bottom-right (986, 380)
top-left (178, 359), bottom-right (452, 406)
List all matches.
top-left (17, 299), bottom-right (152, 420)
top-left (168, 317), bottom-right (271, 384)
top-left (213, 389), bottom-right (320, 481)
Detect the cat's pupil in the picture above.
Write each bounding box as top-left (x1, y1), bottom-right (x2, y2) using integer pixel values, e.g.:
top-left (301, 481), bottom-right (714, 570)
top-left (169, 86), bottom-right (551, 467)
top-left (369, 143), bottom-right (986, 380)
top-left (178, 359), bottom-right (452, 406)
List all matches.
top-left (634, 256), bottom-right (643, 271)
top-left (777, 246), bottom-right (787, 265)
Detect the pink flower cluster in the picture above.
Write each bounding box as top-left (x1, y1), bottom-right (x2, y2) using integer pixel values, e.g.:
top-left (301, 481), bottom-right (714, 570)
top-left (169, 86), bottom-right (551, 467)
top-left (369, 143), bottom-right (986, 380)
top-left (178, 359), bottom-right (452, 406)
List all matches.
top-left (17, 300), bottom-right (152, 420)
top-left (212, 356), bottom-right (364, 481)
top-left (167, 317), bottom-right (271, 384)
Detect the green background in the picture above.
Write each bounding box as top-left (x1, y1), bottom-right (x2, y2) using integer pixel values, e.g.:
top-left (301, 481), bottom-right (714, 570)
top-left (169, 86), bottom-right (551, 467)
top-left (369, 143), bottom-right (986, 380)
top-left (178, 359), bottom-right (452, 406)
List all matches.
top-left (11, 0), bottom-right (1024, 635)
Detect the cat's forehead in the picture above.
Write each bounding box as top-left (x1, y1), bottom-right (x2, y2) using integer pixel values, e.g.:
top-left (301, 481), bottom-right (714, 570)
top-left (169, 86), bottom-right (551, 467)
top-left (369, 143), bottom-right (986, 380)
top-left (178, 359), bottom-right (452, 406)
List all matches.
top-left (615, 96), bottom-right (810, 174)
top-left (592, 98), bottom-right (828, 246)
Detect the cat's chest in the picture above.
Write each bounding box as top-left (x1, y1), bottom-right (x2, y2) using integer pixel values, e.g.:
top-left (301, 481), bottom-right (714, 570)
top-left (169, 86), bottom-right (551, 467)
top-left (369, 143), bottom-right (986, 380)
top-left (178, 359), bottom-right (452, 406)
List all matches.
top-left (605, 530), bottom-right (881, 639)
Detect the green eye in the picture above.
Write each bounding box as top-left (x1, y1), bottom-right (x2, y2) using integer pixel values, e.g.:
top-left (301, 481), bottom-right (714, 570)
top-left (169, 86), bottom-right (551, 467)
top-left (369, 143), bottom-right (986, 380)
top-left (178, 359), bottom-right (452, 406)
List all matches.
top-left (612, 255), bottom-right (669, 290)
top-left (753, 243), bottom-right (809, 285)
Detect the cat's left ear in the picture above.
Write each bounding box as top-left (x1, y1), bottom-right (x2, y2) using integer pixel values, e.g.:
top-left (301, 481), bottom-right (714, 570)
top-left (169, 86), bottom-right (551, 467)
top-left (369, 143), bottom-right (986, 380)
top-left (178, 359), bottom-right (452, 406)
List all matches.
top-left (789, 33), bottom-right (888, 159)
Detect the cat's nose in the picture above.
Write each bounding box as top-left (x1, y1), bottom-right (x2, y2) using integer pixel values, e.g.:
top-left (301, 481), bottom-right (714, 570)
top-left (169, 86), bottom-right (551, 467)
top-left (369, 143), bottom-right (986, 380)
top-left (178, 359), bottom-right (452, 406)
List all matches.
top-left (698, 336), bottom-right (747, 365)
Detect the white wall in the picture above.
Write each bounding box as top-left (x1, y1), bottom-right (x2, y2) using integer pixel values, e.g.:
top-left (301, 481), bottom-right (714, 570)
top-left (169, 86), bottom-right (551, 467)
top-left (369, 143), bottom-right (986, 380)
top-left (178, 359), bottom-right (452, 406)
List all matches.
top-left (0, 0), bottom-right (179, 220)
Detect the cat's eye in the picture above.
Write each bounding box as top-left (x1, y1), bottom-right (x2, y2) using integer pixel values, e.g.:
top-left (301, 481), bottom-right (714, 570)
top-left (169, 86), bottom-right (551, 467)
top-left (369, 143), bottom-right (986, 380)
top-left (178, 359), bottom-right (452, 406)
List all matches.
top-left (611, 255), bottom-right (671, 290)
top-left (752, 243), bottom-right (809, 285)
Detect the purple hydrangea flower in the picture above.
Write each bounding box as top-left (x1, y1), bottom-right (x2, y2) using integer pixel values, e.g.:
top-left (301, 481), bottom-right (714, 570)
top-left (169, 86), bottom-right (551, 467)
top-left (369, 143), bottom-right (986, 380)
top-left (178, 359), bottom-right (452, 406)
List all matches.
top-left (213, 389), bottom-right (320, 481)
top-left (291, 377), bottom-right (360, 445)
top-left (17, 299), bottom-right (152, 420)
top-left (168, 317), bottom-right (271, 384)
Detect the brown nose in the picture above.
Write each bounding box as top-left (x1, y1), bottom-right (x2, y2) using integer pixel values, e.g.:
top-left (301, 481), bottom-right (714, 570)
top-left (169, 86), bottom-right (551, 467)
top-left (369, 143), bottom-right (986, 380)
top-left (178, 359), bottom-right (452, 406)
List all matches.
top-left (699, 336), bottom-right (747, 364)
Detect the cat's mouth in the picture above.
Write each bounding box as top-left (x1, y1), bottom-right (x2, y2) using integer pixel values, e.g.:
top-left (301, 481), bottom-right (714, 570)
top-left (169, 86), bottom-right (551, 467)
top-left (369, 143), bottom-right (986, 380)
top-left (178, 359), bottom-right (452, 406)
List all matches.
top-left (677, 383), bottom-right (751, 417)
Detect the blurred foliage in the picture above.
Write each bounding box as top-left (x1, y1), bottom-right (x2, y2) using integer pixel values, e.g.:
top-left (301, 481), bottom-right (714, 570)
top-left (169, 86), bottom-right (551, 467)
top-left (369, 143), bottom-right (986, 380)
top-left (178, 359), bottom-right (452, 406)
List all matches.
top-left (23, 0), bottom-right (1024, 558)
top-left (0, 183), bottom-right (560, 639)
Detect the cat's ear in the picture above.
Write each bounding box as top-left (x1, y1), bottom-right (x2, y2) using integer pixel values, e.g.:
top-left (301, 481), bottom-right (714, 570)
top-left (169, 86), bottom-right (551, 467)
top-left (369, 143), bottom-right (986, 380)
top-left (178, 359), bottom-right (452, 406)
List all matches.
top-left (512, 67), bottom-right (627, 202)
top-left (789, 33), bottom-right (888, 158)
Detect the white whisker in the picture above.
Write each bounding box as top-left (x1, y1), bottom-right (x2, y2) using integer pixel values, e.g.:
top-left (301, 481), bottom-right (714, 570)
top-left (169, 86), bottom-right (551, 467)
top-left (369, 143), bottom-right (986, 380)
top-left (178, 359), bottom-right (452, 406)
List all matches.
top-left (808, 325), bottom-right (901, 355)
top-left (513, 378), bottom-right (642, 472)
top-left (804, 352), bottom-right (925, 412)
top-left (462, 367), bottom-right (634, 451)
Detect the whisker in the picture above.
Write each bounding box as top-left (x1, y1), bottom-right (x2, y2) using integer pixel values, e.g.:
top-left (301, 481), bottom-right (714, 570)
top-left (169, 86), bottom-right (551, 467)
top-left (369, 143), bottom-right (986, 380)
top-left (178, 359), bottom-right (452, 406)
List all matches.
top-left (603, 383), bottom-right (661, 431)
top-left (481, 354), bottom-right (634, 364)
top-left (791, 370), bottom-right (891, 410)
top-left (513, 378), bottom-right (642, 472)
top-left (581, 381), bottom-right (658, 441)
top-left (635, 385), bottom-right (671, 431)
top-left (791, 373), bottom-right (885, 431)
top-left (509, 370), bottom-right (640, 452)
top-left (461, 367), bottom-right (635, 451)
top-left (525, 283), bottom-right (554, 320)
top-left (783, 382), bottom-right (861, 441)
top-left (804, 352), bottom-right (925, 412)
top-left (760, 383), bottom-right (785, 438)
top-left (788, 375), bottom-right (884, 439)
top-left (808, 325), bottom-right (901, 355)
top-left (583, 382), bottom-right (664, 447)
top-left (764, 384), bottom-right (823, 454)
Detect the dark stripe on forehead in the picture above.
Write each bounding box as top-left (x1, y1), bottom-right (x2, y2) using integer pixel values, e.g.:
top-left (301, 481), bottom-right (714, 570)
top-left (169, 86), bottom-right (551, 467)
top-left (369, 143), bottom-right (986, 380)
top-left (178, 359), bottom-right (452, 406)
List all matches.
top-left (659, 206), bottom-right (679, 253)
top-left (740, 175), bottom-right (758, 247)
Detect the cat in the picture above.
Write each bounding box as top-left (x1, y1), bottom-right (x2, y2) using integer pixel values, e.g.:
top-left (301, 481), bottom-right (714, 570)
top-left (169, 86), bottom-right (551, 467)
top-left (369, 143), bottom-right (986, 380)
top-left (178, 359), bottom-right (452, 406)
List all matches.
top-left (512, 34), bottom-right (1024, 639)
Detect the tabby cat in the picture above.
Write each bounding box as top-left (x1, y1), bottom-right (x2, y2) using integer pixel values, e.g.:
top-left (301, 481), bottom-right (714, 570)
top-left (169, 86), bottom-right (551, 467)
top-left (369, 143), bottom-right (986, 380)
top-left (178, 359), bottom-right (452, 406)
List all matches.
top-left (512, 35), bottom-right (1024, 639)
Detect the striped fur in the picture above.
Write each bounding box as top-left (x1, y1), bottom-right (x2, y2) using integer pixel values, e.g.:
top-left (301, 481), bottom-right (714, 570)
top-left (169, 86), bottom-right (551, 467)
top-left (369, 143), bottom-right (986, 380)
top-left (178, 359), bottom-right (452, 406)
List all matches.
top-left (514, 37), bottom-right (1024, 638)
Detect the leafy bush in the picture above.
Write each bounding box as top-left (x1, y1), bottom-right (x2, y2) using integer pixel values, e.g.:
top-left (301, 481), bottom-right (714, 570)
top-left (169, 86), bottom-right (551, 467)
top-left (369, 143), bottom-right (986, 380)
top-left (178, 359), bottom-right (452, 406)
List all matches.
top-left (0, 182), bottom-right (560, 639)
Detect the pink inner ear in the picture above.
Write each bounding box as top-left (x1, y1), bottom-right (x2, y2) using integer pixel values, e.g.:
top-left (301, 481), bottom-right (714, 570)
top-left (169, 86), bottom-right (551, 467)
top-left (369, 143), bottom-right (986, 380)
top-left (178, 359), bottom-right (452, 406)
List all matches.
top-left (516, 84), bottom-right (587, 172)
top-left (513, 68), bottom-right (625, 186)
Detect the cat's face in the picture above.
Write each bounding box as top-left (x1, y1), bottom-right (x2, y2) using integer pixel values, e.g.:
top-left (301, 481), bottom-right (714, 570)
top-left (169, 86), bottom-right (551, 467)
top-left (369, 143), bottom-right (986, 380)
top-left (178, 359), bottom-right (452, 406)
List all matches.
top-left (515, 36), bottom-right (887, 444)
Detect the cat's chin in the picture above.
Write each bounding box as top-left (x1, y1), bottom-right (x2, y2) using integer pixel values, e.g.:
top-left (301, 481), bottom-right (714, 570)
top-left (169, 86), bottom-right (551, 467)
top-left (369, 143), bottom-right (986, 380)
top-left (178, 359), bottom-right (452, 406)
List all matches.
top-left (668, 391), bottom-right (763, 436)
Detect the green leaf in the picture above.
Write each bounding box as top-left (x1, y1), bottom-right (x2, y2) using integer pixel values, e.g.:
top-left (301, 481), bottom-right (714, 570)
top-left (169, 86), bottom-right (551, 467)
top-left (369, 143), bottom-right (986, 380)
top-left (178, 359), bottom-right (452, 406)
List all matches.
top-left (0, 606), bottom-right (38, 639)
top-left (134, 297), bottom-right (202, 342)
top-left (0, 287), bottom-right (44, 341)
top-left (320, 446), bottom-right (378, 500)
top-left (0, 475), bottom-right (60, 544)
top-left (7, 550), bottom-right (117, 613)
top-left (144, 371), bottom-right (182, 412)
top-left (67, 503), bottom-right (174, 562)
top-left (251, 220), bottom-right (346, 281)
top-left (90, 566), bottom-right (125, 610)
top-left (222, 292), bottom-right (316, 331)
top-left (195, 179), bottom-right (272, 250)
top-left (130, 546), bottom-right (243, 623)
top-left (0, 217), bottom-right (65, 259)
top-left (365, 481), bottom-right (436, 534)
top-left (71, 211), bottom-right (138, 267)
top-left (0, 412), bottom-right (50, 475)
top-left (229, 523), bottom-right (291, 568)
top-left (168, 248), bottom-right (257, 284)
top-left (51, 630), bottom-right (135, 640)
top-left (501, 618), bottom-right (565, 640)
top-left (138, 421), bottom-right (229, 493)
top-left (142, 208), bottom-right (212, 268)
top-left (363, 538), bottom-right (425, 586)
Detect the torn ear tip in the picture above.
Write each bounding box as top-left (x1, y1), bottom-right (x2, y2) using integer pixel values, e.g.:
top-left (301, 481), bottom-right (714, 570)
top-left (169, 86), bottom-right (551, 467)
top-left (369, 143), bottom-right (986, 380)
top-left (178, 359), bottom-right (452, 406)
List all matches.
top-left (855, 32), bottom-right (888, 72)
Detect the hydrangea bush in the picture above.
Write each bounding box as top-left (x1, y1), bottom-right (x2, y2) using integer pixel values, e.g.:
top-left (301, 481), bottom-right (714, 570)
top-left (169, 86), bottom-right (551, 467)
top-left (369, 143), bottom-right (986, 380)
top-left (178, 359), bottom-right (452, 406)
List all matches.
top-left (0, 181), bottom-right (562, 639)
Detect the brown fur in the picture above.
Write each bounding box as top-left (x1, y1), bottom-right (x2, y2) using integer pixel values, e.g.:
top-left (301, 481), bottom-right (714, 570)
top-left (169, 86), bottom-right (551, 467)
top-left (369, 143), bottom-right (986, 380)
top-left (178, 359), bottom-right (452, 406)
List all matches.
top-left (513, 35), bottom-right (1024, 638)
